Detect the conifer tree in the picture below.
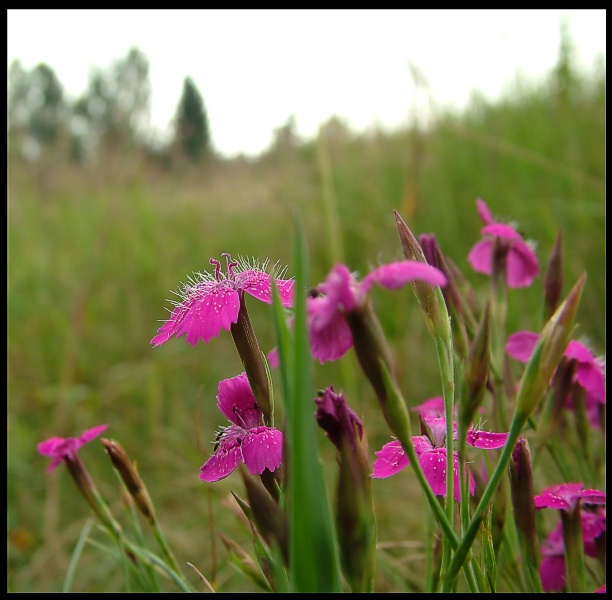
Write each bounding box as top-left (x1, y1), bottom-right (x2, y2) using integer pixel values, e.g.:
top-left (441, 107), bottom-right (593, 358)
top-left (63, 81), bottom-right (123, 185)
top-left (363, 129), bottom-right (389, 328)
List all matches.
top-left (174, 77), bottom-right (210, 161)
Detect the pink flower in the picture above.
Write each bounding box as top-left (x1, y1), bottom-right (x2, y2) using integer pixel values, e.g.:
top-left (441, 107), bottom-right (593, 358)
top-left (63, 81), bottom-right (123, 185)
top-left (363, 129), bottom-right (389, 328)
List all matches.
top-left (307, 261), bottom-right (447, 363)
top-left (468, 198), bottom-right (539, 288)
top-left (37, 425), bottom-right (109, 473)
top-left (534, 482), bottom-right (606, 511)
top-left (199, 373), bottom-right (283, 482)
top-left (506, 331), bottom-right (606, 427)
top-left (539, 507), bottom-right (606, 592)
top-left (372, 417), bottom-right (508, 502)
top-left (411, 396), bottom-right (446, 418)
top-left (151, 254), bottom-right (294, 347)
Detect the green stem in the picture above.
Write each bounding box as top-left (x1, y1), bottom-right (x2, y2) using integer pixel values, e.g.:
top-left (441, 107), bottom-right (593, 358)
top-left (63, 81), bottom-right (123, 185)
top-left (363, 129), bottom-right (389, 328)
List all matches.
top-left (561, 504), bottom-right (586, 593)
top-left (443, 416), bottom-right (524, 589)
top-left (378, 363), bottom-right (479, 593)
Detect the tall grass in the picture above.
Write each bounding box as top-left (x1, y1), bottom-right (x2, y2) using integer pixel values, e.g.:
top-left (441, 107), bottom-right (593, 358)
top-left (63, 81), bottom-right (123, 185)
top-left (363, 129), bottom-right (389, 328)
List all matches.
top-left (7, 64), bottom-right (605, 592)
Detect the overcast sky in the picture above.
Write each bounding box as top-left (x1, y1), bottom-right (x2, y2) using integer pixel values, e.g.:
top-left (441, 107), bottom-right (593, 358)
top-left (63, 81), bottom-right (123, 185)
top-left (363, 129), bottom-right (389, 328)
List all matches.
top-left (7, 9), bottom-right (606, 158)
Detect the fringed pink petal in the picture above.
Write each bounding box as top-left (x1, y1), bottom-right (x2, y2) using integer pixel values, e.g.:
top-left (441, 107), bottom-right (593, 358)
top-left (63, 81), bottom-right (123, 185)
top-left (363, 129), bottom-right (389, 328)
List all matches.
top-left (466, 429), bottom-right (509, 450)
top-left (372, 440), bottom-right (409, 478)
top-left (241, 426), bottom-right (283, 475)
top-left (199, 438), bottom-right (243, 482)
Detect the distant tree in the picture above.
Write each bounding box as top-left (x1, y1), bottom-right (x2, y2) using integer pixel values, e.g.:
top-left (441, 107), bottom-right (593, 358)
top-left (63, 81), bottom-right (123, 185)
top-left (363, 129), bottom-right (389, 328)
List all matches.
top-left (174, 77), bottom-right (210, 161)
top-left (270, 115), bottom-right (301, 151)
top-left (71, 46), bottom-right (151, 157)
top-left (8, 60), bottom-right (29, 134)
top-left (8, 60), bottom-right (66, 161)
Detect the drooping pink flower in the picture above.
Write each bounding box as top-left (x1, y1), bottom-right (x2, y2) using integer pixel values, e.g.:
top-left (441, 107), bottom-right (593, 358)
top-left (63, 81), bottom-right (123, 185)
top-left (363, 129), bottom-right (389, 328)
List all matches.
top-left (37, 425), bottom-right (109, 473)
top-left (372, 416), bottom-right (508, 502)
top-left (199, 373), bottom-right (283, 482)
top-left (507, 331), bottom-right (606, 427)
top-left (539, 507), bottom-right (606, 592)
top-left (534, 482), bottom-right (606, 511)
top-left (151, 254), bottom-right (294, 347)
top-left (468, 198), bottom-right (540, 288)
top-left (307, 261), bottom-right (447, 363)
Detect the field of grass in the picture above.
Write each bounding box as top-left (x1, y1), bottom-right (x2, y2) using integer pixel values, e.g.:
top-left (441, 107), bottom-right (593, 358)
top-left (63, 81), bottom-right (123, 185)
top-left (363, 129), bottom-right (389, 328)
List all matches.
top-left (7, 66), bottom-right (605, 592)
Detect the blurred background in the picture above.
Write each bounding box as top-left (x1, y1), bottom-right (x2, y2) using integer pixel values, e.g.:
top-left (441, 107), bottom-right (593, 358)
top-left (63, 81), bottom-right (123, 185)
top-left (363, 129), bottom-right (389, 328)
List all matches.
top-left (7, 9), bottom-right (605, 592)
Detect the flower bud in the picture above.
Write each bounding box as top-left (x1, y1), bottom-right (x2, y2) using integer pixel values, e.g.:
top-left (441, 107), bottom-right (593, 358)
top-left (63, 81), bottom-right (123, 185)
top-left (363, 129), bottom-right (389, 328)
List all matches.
top-left (238, 465), bottom-right (288, 565)
top-left (63, 453), bottom-right (114, 530)
top-left (101, 438), bottom-right (156, 525)
top-left (420, 233), bottom-right (471, 359)
top-left (395, 210), bottom-right (451, 344)
top-left (535, 357), bottom-right (576, 450)
top-left (508, 438), bottom-right (539, 570)
top-left (218, 532), bottom-right (273, 592)
top-left (315, 388), bottom-right (376, 592)
top-left (515, 273), bottom-right (586, 421)
top-left (459, 303), bottom-right (490, 436)
top-left (543, 230), bottom-right (563, 321)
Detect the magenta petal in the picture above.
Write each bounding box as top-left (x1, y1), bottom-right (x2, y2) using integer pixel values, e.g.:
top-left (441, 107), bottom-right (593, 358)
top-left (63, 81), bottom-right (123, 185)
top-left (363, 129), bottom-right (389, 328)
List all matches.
top-left (576, 488), bottom-right (607, 506)
top-left (308, 303), bottom-right (353, 363)
top-left (372, 440), bottom-right (409, 478)
top-left (466, 429), bottom-right (508, 450)
top-left (468, 239), bottom-right (494, 275)
top-left (241, 426), bottom-right (283, 475)
top-left (78, 424), bottom-right (109, 445)
top-left (540, 555), bottom-right (566, 592)
top-left (411, 396), bottom-right (445, 418)
top-left (476, 199), bottom-right (494, 225)
top-left (506, 242), bottom-right (540, 288)
top-left (216, 374), bottom-right (261, 427)
top-left (274, 279), bottom-right (295, 308)
top-left (533, 482), bottom-right (604, 510)
top-left (362, 261), bottom-right (447, 293)
top-left (325, 264), bottom-right (357, 312)
top-left (565, 341), bottom-right (606, 401)
top-left (37, 437), bottom-right (68, 457)
top-left (238, 270), bottom-right (274, 304)
top-left (581, 509), bottom-right (607, 542)
top-left (412, 434), bottom-right (435, 455)
top-left (418, 448), bottom-right (450, 498)
top-left (481, 223), bottom-right (522, 241)
top-left (574, 362), bottom-right (606, 402)
top-left (565, 340), bottom-right (596, 364)
top-left (422, 417), bottom-right (448, 448)
top-left (179, 287), bottom-right (240, 345)
top-left (199, 438), bottom-right (243, 482)
top-left (307, 293), bottom-right (341, 333)
top-left (506, 330), bottom-right (539, 362)
top-left (266, 347), bottom-right (279, 369)
top-left (151, 302), bottom-right (191, 346)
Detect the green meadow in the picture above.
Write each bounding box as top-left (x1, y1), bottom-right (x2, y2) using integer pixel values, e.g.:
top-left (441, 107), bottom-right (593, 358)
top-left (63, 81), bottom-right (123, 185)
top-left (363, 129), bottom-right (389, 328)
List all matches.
top-left (8, 63), bottom-right (605, 592)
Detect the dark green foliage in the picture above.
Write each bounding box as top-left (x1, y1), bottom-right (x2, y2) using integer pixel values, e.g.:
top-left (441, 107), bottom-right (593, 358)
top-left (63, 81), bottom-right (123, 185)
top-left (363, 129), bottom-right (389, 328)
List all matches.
top-left (174, 76), bottom-right (210, 162)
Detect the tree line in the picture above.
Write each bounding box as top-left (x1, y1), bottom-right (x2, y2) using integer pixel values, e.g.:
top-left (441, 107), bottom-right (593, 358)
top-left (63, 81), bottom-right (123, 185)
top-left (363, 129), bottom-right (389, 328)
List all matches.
top-left (8, 47), bottom-right (211, 167)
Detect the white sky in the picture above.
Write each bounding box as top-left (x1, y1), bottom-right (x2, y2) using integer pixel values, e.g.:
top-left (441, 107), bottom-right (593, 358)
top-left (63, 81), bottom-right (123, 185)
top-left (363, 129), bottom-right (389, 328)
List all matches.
top-left (7, 9), bottom-right (606, 158)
